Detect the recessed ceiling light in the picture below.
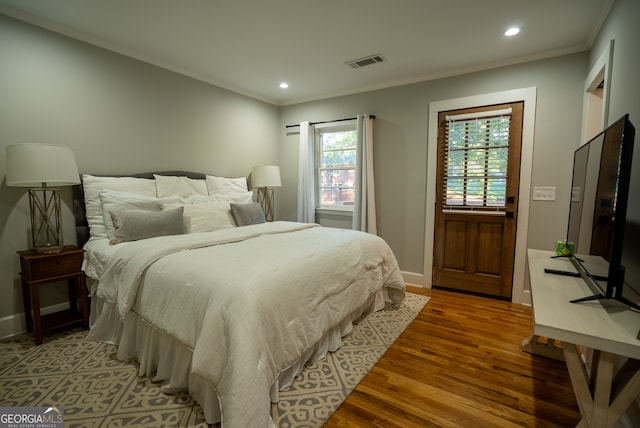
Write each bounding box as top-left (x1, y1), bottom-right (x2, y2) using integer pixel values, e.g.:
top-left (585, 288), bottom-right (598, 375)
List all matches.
top-left (279, 82), bottom-right (289, 89)
top-left (505, 27), bottom-right (520, 37)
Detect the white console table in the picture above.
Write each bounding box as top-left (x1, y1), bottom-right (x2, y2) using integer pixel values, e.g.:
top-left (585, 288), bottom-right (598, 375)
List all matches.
top-left (524, 249), bottom-right (640, 428)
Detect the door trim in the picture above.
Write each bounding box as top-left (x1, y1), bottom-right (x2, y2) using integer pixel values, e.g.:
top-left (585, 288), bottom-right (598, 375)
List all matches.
top-left (424, 87), bottom-right (537, 305)
top-left (581, 39), bottom-right (613, 142)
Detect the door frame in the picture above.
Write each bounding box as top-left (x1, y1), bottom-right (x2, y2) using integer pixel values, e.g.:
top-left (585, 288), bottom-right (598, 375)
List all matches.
top-left (581, 39), bottom-right (613, 142)
top-left (424, 87), bottom-right (537, 305)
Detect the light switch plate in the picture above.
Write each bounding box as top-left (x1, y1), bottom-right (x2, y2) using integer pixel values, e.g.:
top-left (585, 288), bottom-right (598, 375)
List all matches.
top-left (533, 187), bottom-right (556, 201)
top-left (571, 187), bottom-right (581, 202)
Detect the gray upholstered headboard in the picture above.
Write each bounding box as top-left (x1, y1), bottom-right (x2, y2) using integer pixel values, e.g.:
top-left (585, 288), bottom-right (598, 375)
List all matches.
top-left (72, 171), bottom-right (207, 247)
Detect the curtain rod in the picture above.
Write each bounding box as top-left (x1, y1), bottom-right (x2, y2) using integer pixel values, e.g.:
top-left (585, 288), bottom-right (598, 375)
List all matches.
top-left (285, 115), bottom-right (375, 129)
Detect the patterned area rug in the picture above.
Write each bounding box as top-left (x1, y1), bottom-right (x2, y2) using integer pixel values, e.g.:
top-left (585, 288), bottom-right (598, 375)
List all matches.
top-left (0, 293), bottom-right (428, 427)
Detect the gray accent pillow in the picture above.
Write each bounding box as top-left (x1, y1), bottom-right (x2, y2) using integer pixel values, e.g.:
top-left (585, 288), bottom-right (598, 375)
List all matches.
top-left (109, 207), bottom-right (185, 244)
top-left (230, 202), bottom-right (266, 226)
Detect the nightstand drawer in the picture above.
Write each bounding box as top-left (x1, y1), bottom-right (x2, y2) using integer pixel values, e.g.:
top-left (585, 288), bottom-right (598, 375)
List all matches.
top-left (19, 247), bottom-right (84, 281)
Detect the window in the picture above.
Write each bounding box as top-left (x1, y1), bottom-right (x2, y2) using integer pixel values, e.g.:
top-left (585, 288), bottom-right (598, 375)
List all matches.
top-left (443, 110), bottom-right (511, 210)
top-left (316, 122), bottom-right (357, 210)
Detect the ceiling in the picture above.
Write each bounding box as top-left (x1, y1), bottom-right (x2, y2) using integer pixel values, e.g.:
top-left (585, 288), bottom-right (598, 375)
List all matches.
top-left (0, 0), bottom-right (613, 106)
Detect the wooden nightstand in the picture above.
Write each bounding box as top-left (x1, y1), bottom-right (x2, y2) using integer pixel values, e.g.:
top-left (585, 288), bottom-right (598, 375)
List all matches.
top-left (17, 244), bottom-right (89, 345)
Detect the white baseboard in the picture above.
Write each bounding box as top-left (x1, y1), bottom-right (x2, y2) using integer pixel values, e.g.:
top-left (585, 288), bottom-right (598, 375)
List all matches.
top-left (520, 289), bottom-right (532, 306)
top-left (0, 301), bottom-right (71, 340)
top-left (402, 271), bottom-right (428, 288)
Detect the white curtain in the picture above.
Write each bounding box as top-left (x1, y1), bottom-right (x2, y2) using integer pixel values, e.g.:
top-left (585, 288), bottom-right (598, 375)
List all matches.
top-left (297, 121), bottom-right (316, 223)
top-left (353, 114), bottom-right (377, 234)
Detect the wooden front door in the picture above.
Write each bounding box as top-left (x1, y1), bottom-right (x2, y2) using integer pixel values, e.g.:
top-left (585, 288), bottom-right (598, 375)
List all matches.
top-left (433, 102), bottom-right (523, 299)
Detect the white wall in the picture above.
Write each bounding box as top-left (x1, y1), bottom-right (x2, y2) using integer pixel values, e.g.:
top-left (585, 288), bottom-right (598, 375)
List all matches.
top-left (591, 0), bottom-right (640, 127)
top-left (0, 14), bottom-right (280, 333)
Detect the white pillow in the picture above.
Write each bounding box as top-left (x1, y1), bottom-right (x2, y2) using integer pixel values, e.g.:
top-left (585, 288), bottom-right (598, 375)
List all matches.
top-left (82, 174), bottom-right (156, 240)
top-left (163, 200), bottom-right (236, 233)
top-left (183, 193), bottom-right (253, 205)
top-left (154, 174), bottom-right (208, 198)
top-left (206, 175), bottom-right (248, 195)
top-left (99, 190), bottom-right (182, 240)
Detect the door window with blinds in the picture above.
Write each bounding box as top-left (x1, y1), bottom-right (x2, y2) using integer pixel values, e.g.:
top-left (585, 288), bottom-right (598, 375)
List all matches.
top-left (443, 108), bottom-right (512, 210)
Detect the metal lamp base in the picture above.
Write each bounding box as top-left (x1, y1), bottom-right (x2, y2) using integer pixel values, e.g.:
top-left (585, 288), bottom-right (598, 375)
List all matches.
top-left (257, 187), bottom-right (275, 221)
top-left (28, 187), bottom-right (65, 252)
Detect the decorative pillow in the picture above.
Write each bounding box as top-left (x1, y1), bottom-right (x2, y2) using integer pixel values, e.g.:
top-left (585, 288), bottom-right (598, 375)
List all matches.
top-left (99, 190), bottom-right (182, 240)
top-left (206, 175), bottom-right (248, 196)
top-left (109, 207), bottom-right (185, 244)
top-left (154, 174), bottom-right (208, 198)
top-left (163, 200), bottom-right (236, 233)
top-left (230, 202), bottom-right (266, 226)
top-left (82, 174), bottom-right (156, 240)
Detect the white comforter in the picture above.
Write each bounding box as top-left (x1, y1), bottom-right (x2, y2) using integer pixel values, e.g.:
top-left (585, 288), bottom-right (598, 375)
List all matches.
top-left (96, 221), bottom-right (405, 427)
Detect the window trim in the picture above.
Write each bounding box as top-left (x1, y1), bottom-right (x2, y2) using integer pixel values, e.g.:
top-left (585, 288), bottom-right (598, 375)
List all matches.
top-left (315, 120), bottom-right (357, 212)
top-left (316, 207), bottom-right (353, 216)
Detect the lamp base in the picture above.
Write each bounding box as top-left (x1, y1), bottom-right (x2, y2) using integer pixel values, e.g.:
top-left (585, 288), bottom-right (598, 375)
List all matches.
top-left (257, 187), bottom-right (275, 221)
top-left (29, 187), bottom-right (65, 251)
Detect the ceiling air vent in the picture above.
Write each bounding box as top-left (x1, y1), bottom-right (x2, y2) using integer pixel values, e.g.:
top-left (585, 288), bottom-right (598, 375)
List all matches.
top-left (347, 54), bottom-right (385, 69)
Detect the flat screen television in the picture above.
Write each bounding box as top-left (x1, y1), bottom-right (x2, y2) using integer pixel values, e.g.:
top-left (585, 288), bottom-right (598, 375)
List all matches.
top-left (558, 114), bottom-right (638, 310)
top-left (621, 117), bottom-right (640, 308)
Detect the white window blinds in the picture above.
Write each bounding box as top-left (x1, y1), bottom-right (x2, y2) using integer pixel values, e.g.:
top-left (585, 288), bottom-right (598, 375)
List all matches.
top-left (443, 108), bottom-right (512, 210)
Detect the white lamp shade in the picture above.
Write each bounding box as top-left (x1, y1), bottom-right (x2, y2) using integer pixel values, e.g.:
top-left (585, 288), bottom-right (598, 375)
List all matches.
top-left (6, 143), bottom-right (80, 187)
top-left (251, 165), bottom-right (281, 188)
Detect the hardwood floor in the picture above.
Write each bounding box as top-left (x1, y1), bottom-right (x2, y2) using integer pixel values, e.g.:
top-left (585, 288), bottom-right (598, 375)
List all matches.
top-left (325, 287), bottom-right (580, 427)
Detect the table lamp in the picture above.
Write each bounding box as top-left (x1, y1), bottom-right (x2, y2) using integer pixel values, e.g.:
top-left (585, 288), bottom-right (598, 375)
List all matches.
top-left (251, 165), bottom-right (281, 221)
top-left (6, 144), bottom-right (80, 253)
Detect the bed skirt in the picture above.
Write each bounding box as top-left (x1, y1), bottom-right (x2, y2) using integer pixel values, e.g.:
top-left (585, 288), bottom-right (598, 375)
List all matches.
top-left (86, 284), bottom-right (389, 425)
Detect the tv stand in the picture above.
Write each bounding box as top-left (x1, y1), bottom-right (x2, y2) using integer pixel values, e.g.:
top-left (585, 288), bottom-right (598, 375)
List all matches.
top-left (544, 268), bottom-right (581, 277)
top-left (570, 292), bottom-right (640, 311)
top-left (524, 249), bottom-right (640, 427)
top-left (544, 266), bottom-right (609, 281)
top-left (567, 263), bottom-right (640, 311)
top-left (544, 255), bottom-right (639, 309)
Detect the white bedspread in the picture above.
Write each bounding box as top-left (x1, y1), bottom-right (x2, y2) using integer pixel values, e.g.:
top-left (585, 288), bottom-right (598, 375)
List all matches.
top-left (96, 221), bottom-right (405, 427)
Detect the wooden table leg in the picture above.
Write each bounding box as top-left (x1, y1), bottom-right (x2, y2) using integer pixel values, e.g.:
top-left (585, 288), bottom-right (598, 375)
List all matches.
top-left (21, 278), bottom-right (33, 333)
top-left (607, 358), bottom-right (640, 427)
top-left (68, 278), bottom-right (78, 313)
top-left (590, 350), bottom-right (615, 427)
top-left (30, 282), bottom-right (42, 346)
top-left (563, 343), bottom-right (640, 428)
top-left (563, 343), bottom-right (593, 424)
top-left (78, 274), bottom-right (89, 329)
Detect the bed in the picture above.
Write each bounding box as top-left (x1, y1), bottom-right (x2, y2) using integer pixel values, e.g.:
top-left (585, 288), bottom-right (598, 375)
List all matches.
top-left (73, 171), bottom-right (406, 427)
